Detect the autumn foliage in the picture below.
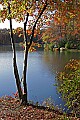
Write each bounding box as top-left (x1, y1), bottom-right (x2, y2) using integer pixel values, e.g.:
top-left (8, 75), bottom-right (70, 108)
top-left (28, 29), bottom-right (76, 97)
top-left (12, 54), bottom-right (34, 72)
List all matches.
top-left (41, 0), bottom-right (80, 49)
top-left (57, 59), bottom-right (80, 116)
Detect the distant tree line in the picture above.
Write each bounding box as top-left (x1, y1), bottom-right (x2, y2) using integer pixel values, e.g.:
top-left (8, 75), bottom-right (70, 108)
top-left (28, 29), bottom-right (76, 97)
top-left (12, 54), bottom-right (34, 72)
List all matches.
top-left (0, 28), bottom-right (40, 46)
top-left (0, 28), bottom-right (23, 45)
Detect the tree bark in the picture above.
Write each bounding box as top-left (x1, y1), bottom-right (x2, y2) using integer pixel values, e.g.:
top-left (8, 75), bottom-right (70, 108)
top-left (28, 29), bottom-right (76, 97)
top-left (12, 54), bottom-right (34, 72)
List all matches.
top-left (8, 4), bottom-right (23, 100)
top-left (22, 46), bottom-right (28, 104)
top-left (21, 13), bottom-right (29, 104)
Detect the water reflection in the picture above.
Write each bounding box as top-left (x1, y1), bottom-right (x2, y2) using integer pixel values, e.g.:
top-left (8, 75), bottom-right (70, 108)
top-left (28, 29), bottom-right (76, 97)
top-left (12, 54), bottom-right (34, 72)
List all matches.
top-left (42, 51), bottom-right (80, 73)
top-left (0, 45), bottom-right (23, 51)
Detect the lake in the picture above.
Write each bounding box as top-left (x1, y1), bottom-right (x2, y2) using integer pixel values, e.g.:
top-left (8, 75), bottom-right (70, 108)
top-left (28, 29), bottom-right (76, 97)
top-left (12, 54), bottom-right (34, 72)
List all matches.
top-left (0, 46), bottom-right (80, 112)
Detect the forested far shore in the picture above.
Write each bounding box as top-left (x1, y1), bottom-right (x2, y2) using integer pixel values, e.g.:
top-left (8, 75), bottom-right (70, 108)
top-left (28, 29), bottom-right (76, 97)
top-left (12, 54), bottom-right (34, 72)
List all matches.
top-left (0, 28), bottom-right (80, 51)
top-left (0, 28), bottom-right (23, 45)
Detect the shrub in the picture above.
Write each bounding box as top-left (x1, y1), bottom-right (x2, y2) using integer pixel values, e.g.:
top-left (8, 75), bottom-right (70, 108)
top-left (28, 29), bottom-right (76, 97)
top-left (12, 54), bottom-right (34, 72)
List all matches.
top-left (57, 59), bottom-right (80, 116)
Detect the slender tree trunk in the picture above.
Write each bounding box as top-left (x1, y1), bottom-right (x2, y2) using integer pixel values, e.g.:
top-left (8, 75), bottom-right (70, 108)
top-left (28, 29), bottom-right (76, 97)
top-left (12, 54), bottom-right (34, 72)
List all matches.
top-left (21, 14), bottom-right (29, 104)
top-left (8, 4), bottom-right (23, 100)
top-left (64, 24), bottom-right (67, 41)
top-left (22, 46), bottom-right (28, 104)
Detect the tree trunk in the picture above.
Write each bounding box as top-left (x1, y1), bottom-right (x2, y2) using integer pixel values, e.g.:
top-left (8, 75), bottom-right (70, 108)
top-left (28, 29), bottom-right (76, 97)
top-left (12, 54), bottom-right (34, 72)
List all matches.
top-left (22, 46), bottom-right (28, 104)
top-left (20, 14), bottom-right (29, 104)
top-left (8, 4), bottom-right (23, 100)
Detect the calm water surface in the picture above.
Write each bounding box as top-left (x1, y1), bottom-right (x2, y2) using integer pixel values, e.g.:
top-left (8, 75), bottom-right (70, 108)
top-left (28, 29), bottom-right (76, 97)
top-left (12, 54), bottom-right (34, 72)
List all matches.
top-left (0, 46), bottom-right (80, 112)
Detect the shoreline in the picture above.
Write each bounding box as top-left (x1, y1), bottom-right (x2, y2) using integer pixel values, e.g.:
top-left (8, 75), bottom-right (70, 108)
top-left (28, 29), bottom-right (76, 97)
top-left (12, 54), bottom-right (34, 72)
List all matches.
top-left (0, 45), bottom-right (80, 52)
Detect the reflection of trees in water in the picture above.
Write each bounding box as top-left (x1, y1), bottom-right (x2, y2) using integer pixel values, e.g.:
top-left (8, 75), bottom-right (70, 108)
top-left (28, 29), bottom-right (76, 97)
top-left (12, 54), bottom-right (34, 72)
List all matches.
top-left (0, 45), bottom-right (23, 51)
top-left (42, 51), bottom-right (80, 74)
top-left (0, 45), bottom-right (12, 51)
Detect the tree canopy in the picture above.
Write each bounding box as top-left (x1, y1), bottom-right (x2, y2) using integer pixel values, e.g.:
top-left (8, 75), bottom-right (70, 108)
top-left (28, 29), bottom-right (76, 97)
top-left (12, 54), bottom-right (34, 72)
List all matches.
top-left (41, 0), bottom-right (80, 49)
top-left (0, 0), bottom-right (80, 32)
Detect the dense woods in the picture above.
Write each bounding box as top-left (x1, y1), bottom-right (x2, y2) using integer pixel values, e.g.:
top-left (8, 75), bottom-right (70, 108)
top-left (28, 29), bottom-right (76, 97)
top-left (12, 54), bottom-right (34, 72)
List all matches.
top-left (0, 29), bottom-right (23, 45)
top-left (0, 27), bottom-right (80, 50)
